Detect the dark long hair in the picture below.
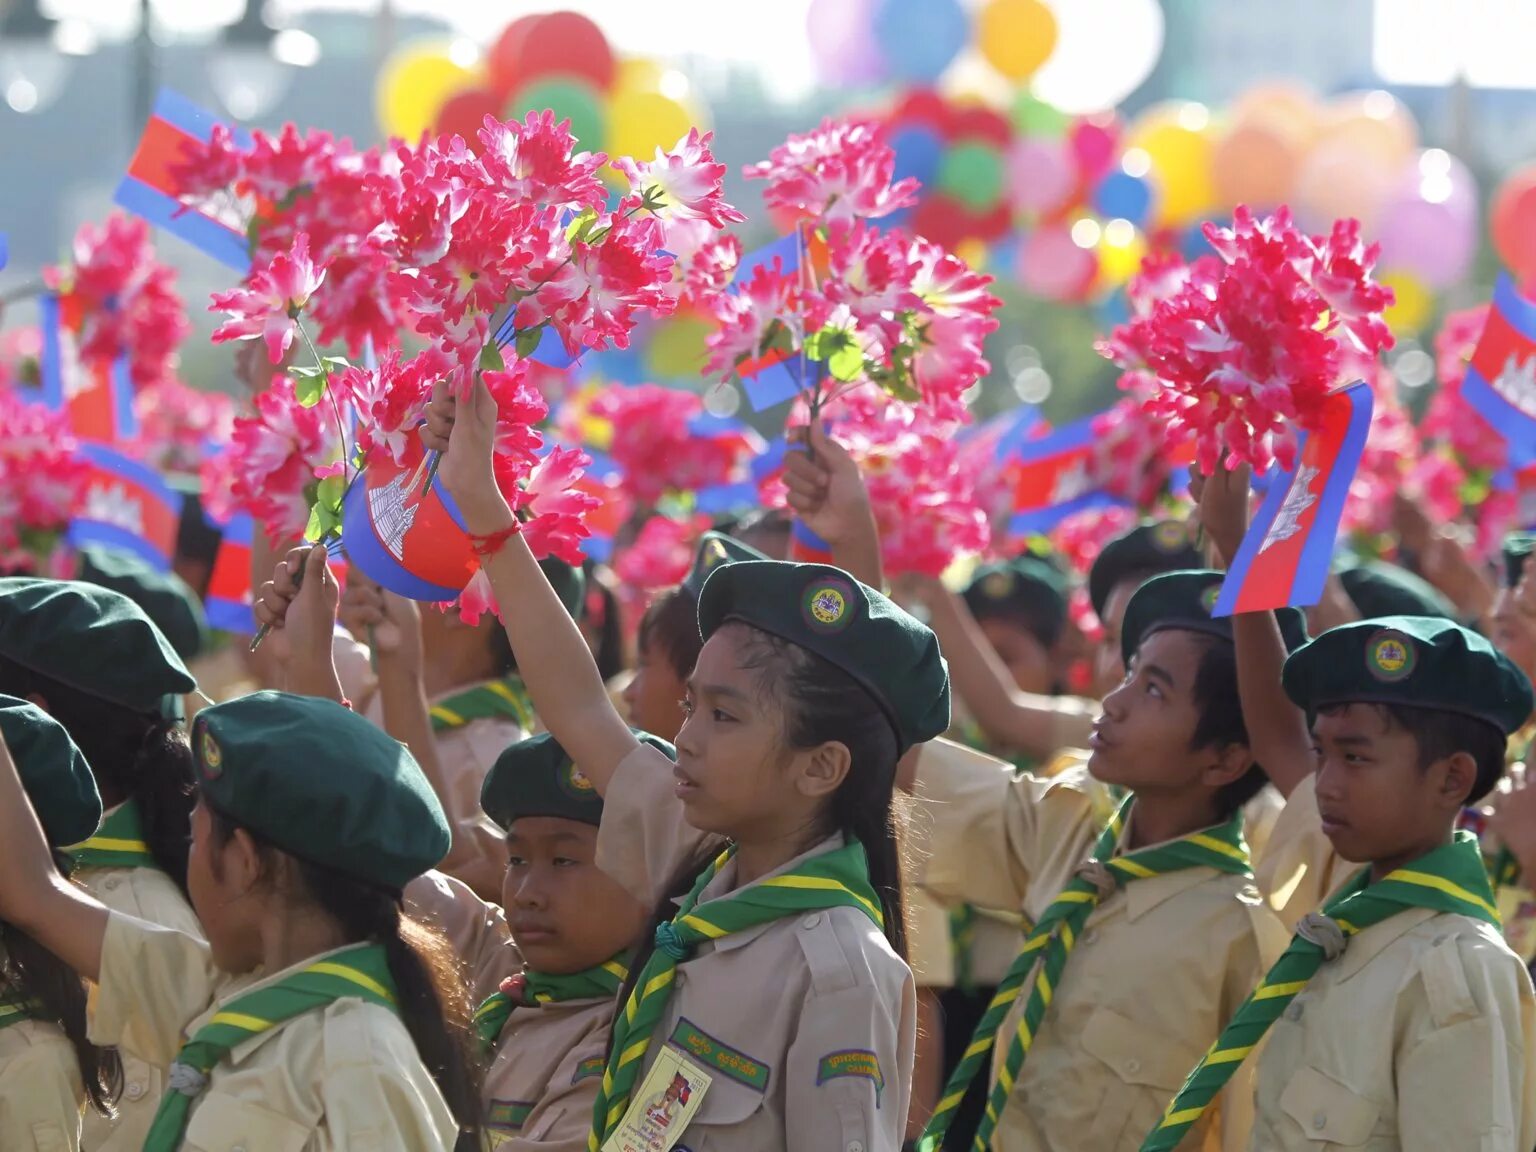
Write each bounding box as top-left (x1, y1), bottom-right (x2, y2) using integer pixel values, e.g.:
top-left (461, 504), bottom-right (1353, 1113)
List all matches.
top-left (637, 589), bottom-right (703, 681)
top-left (208, 810), bottom-right (484, 1145)
top-left (616, 622), bottom-right (906, 1015)
top-left (0, 659), bottom-right (193, 893)
top-left (0, 852), bottom-right (123, 1115)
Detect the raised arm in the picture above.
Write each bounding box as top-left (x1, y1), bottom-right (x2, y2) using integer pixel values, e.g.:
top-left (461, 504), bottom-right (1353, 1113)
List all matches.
top-left (782, 422), bottom-right (885, 590)
top-left (423, 377), bottom-right (637, 794)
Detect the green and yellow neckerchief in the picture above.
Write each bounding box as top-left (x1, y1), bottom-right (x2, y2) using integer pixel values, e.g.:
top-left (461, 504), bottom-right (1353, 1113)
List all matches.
top-left (430, 675), bottom-right (534, 733)
top-left (65, 801), bottom-right (157, 870)
top-left (474, 955), bottom-right (628, 1051)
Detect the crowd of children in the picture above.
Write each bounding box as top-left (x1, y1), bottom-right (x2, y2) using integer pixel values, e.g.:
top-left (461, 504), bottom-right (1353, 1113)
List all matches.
top-left (0, 368), bottom-right (1533, 1152)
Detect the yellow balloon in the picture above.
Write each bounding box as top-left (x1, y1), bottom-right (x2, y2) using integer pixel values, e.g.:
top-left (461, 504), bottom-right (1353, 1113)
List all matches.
top-left (1127, 102), bottom-right (1216, 228)
top-left (977, 0), bottom-right (1058, 82)
top-left (376, 43), bottom-right (480, 142)
top-left (1380, 269), bottom-right (1433, 335)
top-left (1097, 228), bottom-right (1147, 288)
top-left (646, 314), bottom-right (713, 380)
top-left (614, 57), bottom-right (668, 98)
top-left (608, 90), bottom-right (700, 161)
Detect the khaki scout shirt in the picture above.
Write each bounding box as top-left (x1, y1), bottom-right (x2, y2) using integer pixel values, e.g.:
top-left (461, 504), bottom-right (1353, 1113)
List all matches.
top-left (913, 739), bottom-right (1287, 1152)
top-left (77, 856), bottom-right (204, 1152)
top-left (1249, 774), bottom-right (1536, 1151)
top-left (89, 912), bottom-right (459, 1152)
top-left (0, 1017), bottom-right (84, 1151)
top-left (595, 741), bottom-right (916, 1152)
top-left (404, 870), bottom-right (520, 1007)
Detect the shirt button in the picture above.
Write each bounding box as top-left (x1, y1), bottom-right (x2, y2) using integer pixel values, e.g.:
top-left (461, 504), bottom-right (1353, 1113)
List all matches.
top-left (1124, 1058), bottom-right (1140, 1075)
top-left (803, 914), bottom-right (822, 929)
top-left (104, 877), bottom-right (121, 892)
top-left (847, 1142), bottom-right (864, 1152)
top-left (1284, 1002), bottom-right (1304, 1022)
top-left (1312, 1113), bottom-right (1327, 1131)
top-left (1082, 930), bottom-right (1098, 945)
top-left (126, 1082), bottom-right (144, 1101)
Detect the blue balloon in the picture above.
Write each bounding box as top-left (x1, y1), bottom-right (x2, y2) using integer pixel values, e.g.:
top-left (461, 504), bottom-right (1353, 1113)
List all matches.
top-left (872, 0), bottom-right (967, 84)
top-left (1180, 223), bottom-right (1216, 262)
top-left (888, 123), bottom-right (944, 190)
top-left (1095, 290), bottom-right (1132, 330)
top-left (1092, 172), bottom-right (1153, 228)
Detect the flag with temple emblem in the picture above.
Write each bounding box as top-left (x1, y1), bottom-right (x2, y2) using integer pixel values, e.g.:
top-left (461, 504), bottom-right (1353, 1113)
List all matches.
top-left (1459, 274), bottom-right (1536, 463)
top-left (731, 233), bottom-right (818, 412)
top-left (204, 512), bottom-right (254, 634)
top-left (1006, 416), bottom-right (1124, 536)
top-left (67, 443), bottom-right (183, 570)
top-left (39, 293), bottom-right (137, 444)
top-left (1212, 380), bottom-right (1373, 616)
top-left (114, 88), bottom-right (252, 271)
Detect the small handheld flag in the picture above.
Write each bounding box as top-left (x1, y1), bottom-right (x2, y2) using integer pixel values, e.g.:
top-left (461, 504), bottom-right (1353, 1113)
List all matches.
top-left (204, 513), bottom-right (254, 634)
top-left (1006, 417), bottom-right (1123, 537)
top-left (0, 233), bottom-right (7, 271)
top-left (1212, 380), bottom-right (1374, 617)
top-left (790, 520), bottom-right (835, 565)
top-left (67, 444), bottom-right (184, 571)
top-left (114, 89), bottom-right (253, 272)
top-left (39, 293), bottom-right (137, 444)
top-left (1459, 273), bottom-right (1536, 461)
top-left (731, 233), bottom-right (815, 412)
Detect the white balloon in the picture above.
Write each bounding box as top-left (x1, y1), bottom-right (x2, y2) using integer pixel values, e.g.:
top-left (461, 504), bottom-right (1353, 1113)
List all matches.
top-left (1030, 0), bottom-right (1165, 115)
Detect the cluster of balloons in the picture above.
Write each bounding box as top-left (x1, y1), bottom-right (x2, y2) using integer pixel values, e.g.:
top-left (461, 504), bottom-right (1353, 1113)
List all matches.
top-left (375, 11), bottom-right (705, 161)
top-left (809, 0), bottom-right (1057, 87)
top-left (1492, 166), bottom-right (1536, 291)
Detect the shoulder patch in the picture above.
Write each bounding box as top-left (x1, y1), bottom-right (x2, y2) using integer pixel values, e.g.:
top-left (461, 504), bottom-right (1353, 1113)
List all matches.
top-left (667, 1018), bottom-right (770, 1092)
top-left (486, 1098), bottom-right (535, 1133)
top-left (573, 1055), bottom-right (606, 1084)
top-left (816, 1049), bottom-right (885, 1105)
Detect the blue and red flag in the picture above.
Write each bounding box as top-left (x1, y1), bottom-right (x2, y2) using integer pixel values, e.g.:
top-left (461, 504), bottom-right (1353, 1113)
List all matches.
top-left (1005, 416), bottom-right (1124, 536)
top-left (204, 513), bottom-right (254, 634)
top-left (1460, 274), bottom-right (1536, 461)
top-left (1213, 380), bottom-right (1374, 617)
top-left (0, 233), bottom-right (7, 271)
top-left (731, 233), bottom-right (816, 412)
top-left (39, 293), bottom-right (137, 444)
top-left (690, 413), bottom-right (770, 514)
top-left (67, 444), bottom-right (183, 571)
top-left (114, 89), bottom-right (252, 272)
top-left (790, 519), bottom-right (835, 565)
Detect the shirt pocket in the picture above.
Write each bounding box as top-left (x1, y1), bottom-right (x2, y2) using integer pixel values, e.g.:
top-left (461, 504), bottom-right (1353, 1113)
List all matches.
top-left (1278, 1064), bottom-right (1382, 1147)
top-left (1079, 1005), bottom-right (1204, 1149)
top-left (28, 1123), bottom-right (70, 1152)
top-left (670, 1073), bottom-right (768, 1151)
top-left (183, 1090), bottom-right (313, 1152)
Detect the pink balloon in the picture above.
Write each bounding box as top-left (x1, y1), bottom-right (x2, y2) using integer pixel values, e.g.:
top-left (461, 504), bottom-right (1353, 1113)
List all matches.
top-left (807, 0), bottom-right (887, 86)
top-left (1019, 224), bottom-right (1097, 300)
top-left (1069, 119), bottom-right (1118, 181)
top-left (1376, 152), bottom-right (1478, 290)
top-left (1008, 137), bottom-right (1076, 215)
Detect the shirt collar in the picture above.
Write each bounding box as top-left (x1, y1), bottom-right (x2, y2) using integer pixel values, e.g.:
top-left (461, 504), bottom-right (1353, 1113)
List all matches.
top-left (1330, 906), bottom-right (1439, 984)
top-left (675, 833), bottom-right (849, 955)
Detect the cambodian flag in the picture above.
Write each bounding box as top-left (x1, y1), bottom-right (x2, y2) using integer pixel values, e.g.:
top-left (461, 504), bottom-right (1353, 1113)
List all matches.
top-left (1212, 380), bottom-right (1374, 616)
top-left (691, 413), bottom-right (770, 514)
top-left (114, 89), bottom-right (252, 272)
top-left (1006, 417), bottom-right (1124, 536)
top-left (205, 513), bottom-right (254, 634)
top-left (790, 520), bottom-right (835, 565)
top-left (39, 293), bottom-right (137, 444)
top-left (67, 444), bottom-right (183, 571)
top-left (731, 233), bottom-right (814, 412)
top-left (1460, 274), bottom-right (1536, 462)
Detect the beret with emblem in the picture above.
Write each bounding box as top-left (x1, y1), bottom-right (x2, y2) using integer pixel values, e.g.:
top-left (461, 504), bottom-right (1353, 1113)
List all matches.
top-left (1121, 570), bottom-right (1309, 664)
top-left (1089, 520), bottom-right (1205, 618)
top-left (1504, 533), bottom-right (1536, 590)
top-left (1283, 615), bottom-right (1534, 736)
top-left (192, 691), bottom-right (449, 890)
top-left (481, 729), bottom-right (676, 830)
top-left (682, 532), bottom-right (768, 602)
top-left (76, 544), bottom-right (210, 662)
top-left (963, 555), bottom-right (1070, 646)
top-left (697, 560), bottom-right (950, 754)
top-left (1338, 560), bottom-right (1456, 621)
top-left (0, 695), bottom-right (101, 848)
top-left (0, 577), bottom-right (196, 714)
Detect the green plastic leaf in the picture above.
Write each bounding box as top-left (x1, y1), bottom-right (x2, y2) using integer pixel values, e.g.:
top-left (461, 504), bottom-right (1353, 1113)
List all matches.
top-left (758, 319), bottom-right (795, 360)
top-left (513, 326), bottom-right (544, 360)
top-left (565, 207), bottom-right (600, 243)
top-left (290, 363), bottom-right (327, 408)
top-left (827, 341), bottom-right (864, 382)
top-left (322, 356), bottom-right (351, 375)
top-left (481, 341), bottom-right (508, 372)
top-left (308, 473), bottom-right (347, 541)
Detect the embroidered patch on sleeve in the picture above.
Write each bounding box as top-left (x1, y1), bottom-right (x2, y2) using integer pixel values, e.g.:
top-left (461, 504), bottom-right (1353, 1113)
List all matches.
top-left (573, 1055), bottom-right (606, 1084)
top-left (667, 1017), bottom-right (771, 1092)
top-left (816, 1049), bottom-right (884, 1106)
top-left (486, 1099), bottom-right (535, 1133)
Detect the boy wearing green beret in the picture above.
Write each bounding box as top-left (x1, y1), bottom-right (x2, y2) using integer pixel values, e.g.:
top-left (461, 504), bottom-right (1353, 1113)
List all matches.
top-left (1139, 616), bottom-right (1536, 1151)
top-left (912, 569), bottom-right (1299, 1152)
top-left (1087, 519), bottom-right (1205, 697)
top-left (0, 696), bottom-right (116, 1152)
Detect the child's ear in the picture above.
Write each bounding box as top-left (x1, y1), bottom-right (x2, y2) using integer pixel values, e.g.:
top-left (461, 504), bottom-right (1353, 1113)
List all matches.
top-left (1436, 750), bottom-right (1480, 809)
top-left (797, 741), bottom-right (853, 801)
top-left (1203, 743), bottom-right (1255, 790)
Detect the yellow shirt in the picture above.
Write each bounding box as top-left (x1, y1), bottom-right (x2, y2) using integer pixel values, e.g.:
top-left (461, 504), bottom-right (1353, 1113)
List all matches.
top-left (913, 739), bottom-right (1287, 1152)
top-left (0, 1017), bottom-right (84, 1152)
top-left (89, 912), bottom-right (460, 1152)
top-left (595, 741), bottom-right (916, 1152)
top-left (76, 857), bottom-right (204, 1152)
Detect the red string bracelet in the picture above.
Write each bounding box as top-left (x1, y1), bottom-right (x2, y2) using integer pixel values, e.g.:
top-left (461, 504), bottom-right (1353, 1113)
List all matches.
top-left (469, 521), bottom-right (521, 558)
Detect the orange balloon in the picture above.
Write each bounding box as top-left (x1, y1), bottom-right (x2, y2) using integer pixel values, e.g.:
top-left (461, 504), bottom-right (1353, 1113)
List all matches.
top-left (1229, 82), bottom-right (1321, 145)
top-left (1212, 120), bottom-right (1302, 210)
top-left (1317, 90), bottom-right (1418, 169)
top-left (1492, 166), bottom-right (1536, 282)
top-left (1293, 137), bottom-right (1396, 231)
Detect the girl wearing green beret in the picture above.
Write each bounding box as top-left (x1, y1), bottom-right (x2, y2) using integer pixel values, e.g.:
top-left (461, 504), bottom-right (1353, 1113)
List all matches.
top-left (0, 667), bottom-right (485, 1149)
top-left (419, 379), bottom-right (951, 1152)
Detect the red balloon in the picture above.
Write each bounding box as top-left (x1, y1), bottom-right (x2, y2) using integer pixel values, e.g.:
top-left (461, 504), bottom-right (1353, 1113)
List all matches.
top-left (889, 88), bottom-right (955, 135)
top-left (948, 106), bottom-right (1012, 147)
top-left (1069, 116), bottom-right (1119, 181)
top-left (435, 87), bottom-right (502, 149)
top-left (911, 193), bottom-right (972, 251)
top-left (1492, 166), bottom-right (1536, 282)
top-left (487, 15), bottom-right (543, 96)
top-left (511, 11), bottom-right (615, 93)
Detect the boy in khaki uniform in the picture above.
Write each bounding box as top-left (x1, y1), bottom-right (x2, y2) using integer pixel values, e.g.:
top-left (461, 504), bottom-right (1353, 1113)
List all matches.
top-left (1141, 617), bottom-right (1536, 1152)
top-left (914, 571), bottom-right (1300, 1152)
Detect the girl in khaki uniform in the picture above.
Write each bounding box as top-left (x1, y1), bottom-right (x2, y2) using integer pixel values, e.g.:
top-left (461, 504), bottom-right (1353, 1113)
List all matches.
top-left (0, 578), bottom-right (207, 1152)
top-left (0, 697), bottom-right (119, 1152)
top-left (419, 378), bottom-right (952, 1152)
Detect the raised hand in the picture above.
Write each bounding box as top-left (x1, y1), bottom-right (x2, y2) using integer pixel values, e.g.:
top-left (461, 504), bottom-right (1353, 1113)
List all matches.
top-left (420, 375), bottom-right (512, 535)
top-left (783, 422), bottom-right (876, 547)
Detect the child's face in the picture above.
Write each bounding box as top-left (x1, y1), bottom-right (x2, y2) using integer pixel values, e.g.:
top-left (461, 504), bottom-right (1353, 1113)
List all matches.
top-left (503, 816), bottom-right (647, 975)
top-left (623, 637), bottom-right (687, 742)
top-left (1491, 584), bottom-right (1536, 686)
top-left (976, 617), bottom-right (1054, 695)
top-left (1089, 629), bottom-right (1234, 797)
top-left (186, 798), bottom-right (263, 973)
top-left (1311, 704), bottom-right (1465, 869)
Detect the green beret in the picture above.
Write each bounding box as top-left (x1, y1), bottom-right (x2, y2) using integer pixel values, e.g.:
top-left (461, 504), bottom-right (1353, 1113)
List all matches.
top-left (481, 729), bottom-right (675, 831)
top-left (76, 545), bottom-right (210, 661)
top-left (1504, 533), bottom-right (1536, 590)
top-left (963, 555), bottom-right (1069, 646)
top-left (0, 695), bottom-right (100, 848)
top-left (1089, 520), bottom-right (1204, 617)
top-left (540, 558), bottom-right (587, 622)
top-left (682, 532), bottom-right (768, 602)
top-left (1337, 560), bottom-right (1456, 621)
top-left (1121, 570), bottom-right (1309, 664)
top-left (1283, 615), bottom-right (1534, 736)
top-left (0, 578), bottom-right (196, 714)
top-left (697, 560), bottom-right (950, 754)
top-left (192, 691), bottom-right (449, 890)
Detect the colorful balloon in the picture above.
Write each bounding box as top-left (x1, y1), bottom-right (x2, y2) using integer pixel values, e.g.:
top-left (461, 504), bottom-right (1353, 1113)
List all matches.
top-left (486, 15), bottom-right (543, 96)
top-left (871, 0), bottom-right (968, 84)
top-left (435, 87), bottom-right (503, 147)
top-left (938, 141), bottom-right (1007, 212)
top-left (1010, 91), bottom-right (1069, 138)
top-left (1007, 137), bottom-right (1076, 215)
top-left (1019, 223), bottom-right (1097, 301)
top-left (502, 11), bottom-right (616, 93)
top-left (1379, 269), bottom-right (1433, 335)
top-left (646, 314), bottom-right (713, 380)
top-left (1492, 165), bottom-right (1536, 283)
top-left (607, 89), bottom-right (698, 160)
top-left (505, 77), bottom-right (608, 152)
top-left (1293, 137), bottom-right (1396, 232)
top-left (1126, 102), bottom-right (1215, 228)
top-left (1211, 120), bottom-right (1302, 211)
top-left (888, 123), bottom-right (946, 193)
top-left (977, 0), bottom-right (1058, 82)
top-left (1092, 170), bottom-right (1152, 228)
top-left (1069, 117), bottom-right (1119, 182)
top-left (1376, 150), bottom-right (1478, 290)
top-left (1317, 90), bottom-right (1418, 170)
top-left (376, 44), bottom-right (479, 142)
top-left (807, 0), bottom-right (888, 87)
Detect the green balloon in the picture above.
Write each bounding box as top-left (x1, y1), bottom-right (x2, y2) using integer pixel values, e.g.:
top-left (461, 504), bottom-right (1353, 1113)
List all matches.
top-left (1011, 91), bottom-right (1068, 138)
top-left (505, 77), bottom-right (608, 152)
top-left (937, 142), bottom-right (1006, 211)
